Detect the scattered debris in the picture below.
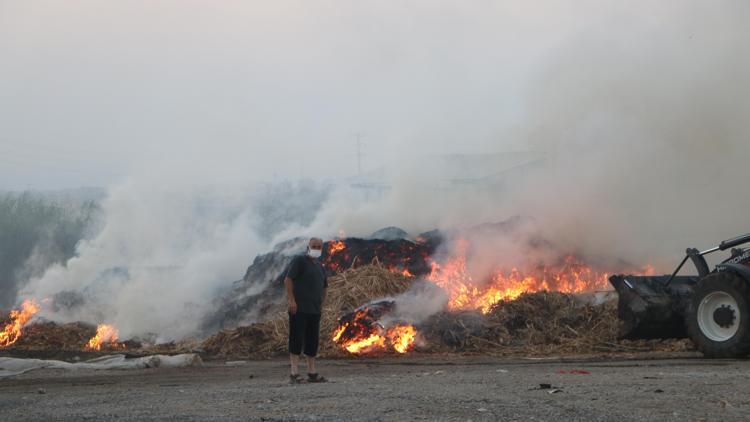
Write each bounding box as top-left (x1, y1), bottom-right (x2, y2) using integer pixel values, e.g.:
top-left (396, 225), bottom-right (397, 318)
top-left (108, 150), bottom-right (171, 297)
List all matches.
top-left (557, 369), bottom-right (590, 374)
top-left (719, 399), bottom-right (733, 409)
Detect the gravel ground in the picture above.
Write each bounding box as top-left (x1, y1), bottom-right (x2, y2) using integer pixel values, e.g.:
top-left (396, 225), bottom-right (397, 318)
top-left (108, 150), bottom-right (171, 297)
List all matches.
top-left (1, 353), bottom-right (749, 421)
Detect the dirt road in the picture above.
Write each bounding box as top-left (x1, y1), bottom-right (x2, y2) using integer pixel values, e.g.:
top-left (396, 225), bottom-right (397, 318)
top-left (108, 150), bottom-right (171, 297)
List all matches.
top-left (1, 354), bottom-right (748, 421)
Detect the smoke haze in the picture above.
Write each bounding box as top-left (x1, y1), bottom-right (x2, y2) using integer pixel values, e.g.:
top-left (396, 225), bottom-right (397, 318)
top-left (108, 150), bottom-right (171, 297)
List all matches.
top-left (3, 1), bottom-right (749, 339)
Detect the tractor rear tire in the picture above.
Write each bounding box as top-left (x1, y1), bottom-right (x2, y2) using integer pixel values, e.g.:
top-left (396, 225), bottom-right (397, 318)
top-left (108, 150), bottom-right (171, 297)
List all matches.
top-left (686, 271), bottom-right (750, 358)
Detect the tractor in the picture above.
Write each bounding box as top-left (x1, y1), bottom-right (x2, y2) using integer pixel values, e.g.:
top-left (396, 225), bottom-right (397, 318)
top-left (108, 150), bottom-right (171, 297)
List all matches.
top-left (610, 233), bottom-right (750, 358)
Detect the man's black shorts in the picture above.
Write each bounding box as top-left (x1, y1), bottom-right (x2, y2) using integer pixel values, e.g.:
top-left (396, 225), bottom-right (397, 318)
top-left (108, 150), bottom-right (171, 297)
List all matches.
top-left (288, 312), bottom-right (321, 357)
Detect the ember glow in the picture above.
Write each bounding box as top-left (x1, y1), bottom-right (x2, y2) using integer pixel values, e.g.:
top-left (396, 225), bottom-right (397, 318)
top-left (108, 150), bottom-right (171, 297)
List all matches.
top-left (0, 299), bottom-right (40, 348)
top-left (322, 238), bottom-right (350, 273)
top-left (427, 239), bottom-right (620, 313)
top-left (332, 303), bottom-right (417, 354)
top-left (86, 324), bottom-right (120, 351)
top-left (384, 265), bottom-right (414, 277)
top-left (320, 236), bottom-right (435, 276)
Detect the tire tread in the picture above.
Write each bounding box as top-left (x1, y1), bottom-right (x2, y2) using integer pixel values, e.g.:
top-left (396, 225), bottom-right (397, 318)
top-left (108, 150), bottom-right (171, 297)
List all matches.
top-left (686, 271), bottom-right (750, 358)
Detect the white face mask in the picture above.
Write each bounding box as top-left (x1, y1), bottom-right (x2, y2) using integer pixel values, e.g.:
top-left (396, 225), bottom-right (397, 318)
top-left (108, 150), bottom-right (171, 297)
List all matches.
top-left (308, 248), bottom-right (322, 259)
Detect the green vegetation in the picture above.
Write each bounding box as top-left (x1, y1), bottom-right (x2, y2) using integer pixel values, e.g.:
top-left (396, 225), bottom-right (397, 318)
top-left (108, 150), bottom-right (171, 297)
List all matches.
top-left (0, 193), bottom-right (99, 309)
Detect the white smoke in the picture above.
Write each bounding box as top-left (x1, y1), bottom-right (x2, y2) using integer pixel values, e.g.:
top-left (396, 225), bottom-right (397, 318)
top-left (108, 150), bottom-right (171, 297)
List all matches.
top-left (392, 281), bottom-right (449, 324)
top-left (11, 0), bottom-right (750, 341)
top-left (292, 0), bottom-right (750, 272)
top-left (19, 178), bottom-right (265, 341)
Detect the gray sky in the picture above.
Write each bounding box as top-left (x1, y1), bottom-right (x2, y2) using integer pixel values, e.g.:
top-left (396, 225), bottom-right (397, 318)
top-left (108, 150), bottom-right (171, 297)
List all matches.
top-left (2, 1), bottom-right (747, 192)
top-left (0, 1), bottom-right (608, 190)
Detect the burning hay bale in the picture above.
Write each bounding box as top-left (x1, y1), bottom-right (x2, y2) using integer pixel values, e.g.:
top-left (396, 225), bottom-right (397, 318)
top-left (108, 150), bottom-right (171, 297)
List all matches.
top-left (423, 291), bottom-right (693, 356)
top-left (209, 218), bottom-right (651, 344)
top-left (0, 299), bottom-right (40, 348)
top-left (0, 216), bottom-right (686, 359)
top-left (209, 233), bottom-right (438, 330)
top-left (202, 265), bottom-right (414, 358)
top-left (2, 319), bottom-right (138, 354)
top-left (202, 265), bottom-right (694, 359)
top-left (486, 291), bottom-right (621, 353)
top-left (423, 292), bottom-right (618, 355)
top-left (1, 303), bottom-right (136, 354)
top-left (422, 292), bottom-right (622, 355)
top-left (85, 324), bottom-right (128, 351)
top-left (331, 300), bottom-right (418, 354)
top-left (9, 321), bottom-right (97, 351)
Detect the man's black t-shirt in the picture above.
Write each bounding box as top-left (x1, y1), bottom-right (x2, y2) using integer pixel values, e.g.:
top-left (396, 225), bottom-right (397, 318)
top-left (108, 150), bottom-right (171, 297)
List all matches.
top-left (285, 254), bottom-right (328, 314)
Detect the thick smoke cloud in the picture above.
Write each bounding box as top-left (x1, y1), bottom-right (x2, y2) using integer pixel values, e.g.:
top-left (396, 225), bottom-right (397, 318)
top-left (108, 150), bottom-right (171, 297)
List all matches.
top-left (7, 1), bottom-right (750, 339)
top-left (509, 1), bottom-right (750, 267)
top-left (292, 1), bottom-right (750, 269)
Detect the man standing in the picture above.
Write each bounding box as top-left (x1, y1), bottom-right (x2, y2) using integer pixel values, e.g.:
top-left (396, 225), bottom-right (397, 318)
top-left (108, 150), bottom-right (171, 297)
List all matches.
top-left (284, 237), bottom-right (328, 384)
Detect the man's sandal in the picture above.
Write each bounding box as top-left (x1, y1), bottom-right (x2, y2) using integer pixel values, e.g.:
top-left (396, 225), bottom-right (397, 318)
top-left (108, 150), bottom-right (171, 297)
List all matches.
top-left (307, 373), bottom-right (328, 383)
top-left (289, 374), bottom-right (307, 384)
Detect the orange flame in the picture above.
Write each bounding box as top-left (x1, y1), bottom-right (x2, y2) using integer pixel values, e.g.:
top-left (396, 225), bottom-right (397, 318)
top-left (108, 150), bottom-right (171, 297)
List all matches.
top-left (332, 323), bottom-right (347, 342)
top-left (332, 309), bottom-right (418, 355)
top-left (344, 332), bottom-right (387, 354)
top-left (0, 299), bottom-right (40, 348)
top-left (328, 229), bottom-right (347, 256)
top-left (338, 324), bottom-right (417, 355)
top-left (332, 237), bottom-right (654, 354)
top-left (427, 239), bottom-right (621, 314)
top-left (322, 238), bottom-right (349, 273)
top-left (387, 324), bottom-right (417, 354)
top-left (384, 266), bottom-right (414, 277)
top-left (328, 240), bottom-right (346, 255)
top-left (86, 324), bottom-right (120, 351)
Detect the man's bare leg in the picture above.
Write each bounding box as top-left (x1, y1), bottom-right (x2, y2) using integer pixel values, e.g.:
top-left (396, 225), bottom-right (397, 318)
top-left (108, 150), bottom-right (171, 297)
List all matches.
top-left (290, 353), bottom-right (300, 376)
top-left (306, 355), bottom-right (316, 375)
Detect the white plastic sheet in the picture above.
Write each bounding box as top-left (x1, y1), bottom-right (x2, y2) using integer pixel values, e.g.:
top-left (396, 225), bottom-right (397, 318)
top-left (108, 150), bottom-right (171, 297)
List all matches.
top-left (0, 353), bottom-right (202, 378)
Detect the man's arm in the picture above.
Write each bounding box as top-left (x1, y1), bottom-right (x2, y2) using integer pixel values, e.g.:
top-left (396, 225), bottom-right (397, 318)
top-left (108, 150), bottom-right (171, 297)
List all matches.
top-left (321, 274), bottom-right (328, 309)
top-left (285, 276), bottom-right (297, 314)
top-left (285, 257), bottom-right (301, 314)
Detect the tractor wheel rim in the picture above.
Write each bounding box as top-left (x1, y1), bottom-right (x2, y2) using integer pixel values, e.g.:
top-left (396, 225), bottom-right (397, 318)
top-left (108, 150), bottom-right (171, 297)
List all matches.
top-left (697, 291), bottom-right (740, 342)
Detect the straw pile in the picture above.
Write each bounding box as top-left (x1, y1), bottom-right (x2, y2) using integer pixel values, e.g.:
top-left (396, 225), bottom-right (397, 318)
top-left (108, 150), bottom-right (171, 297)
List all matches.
top-left (202, 264), bottom-right (413, 358)
top-left (423, 291), bottom-right (693, 355)
top-left (9, 321), bottom-right (97, 350)
top-left (3, 266), bottom-right (692, 358)
top-left (203, 268), bottom-right (694, 358)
